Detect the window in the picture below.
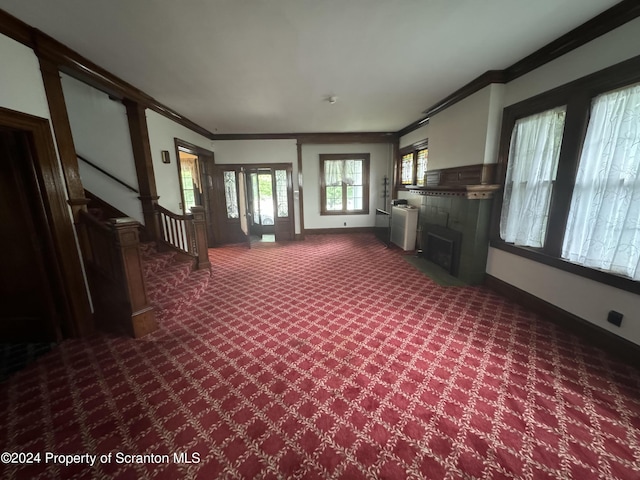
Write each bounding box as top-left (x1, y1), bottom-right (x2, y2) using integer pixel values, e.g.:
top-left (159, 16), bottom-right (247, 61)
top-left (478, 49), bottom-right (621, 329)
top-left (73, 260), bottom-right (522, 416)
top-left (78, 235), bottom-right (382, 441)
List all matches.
top-left (562, 83), bottom-right (640, 280)
top-left (416, 148), bottom-right (428, 187)
top-left (493, 56), bottom-right (640, 292)
top-left (397, 142), bottom-right (428, 188)
top-left (320, 154), bottom-right (370, 215)
top-left (500, 106), bottom-right (566, 247)
top-left (401, 153), bottom-right (414, 185)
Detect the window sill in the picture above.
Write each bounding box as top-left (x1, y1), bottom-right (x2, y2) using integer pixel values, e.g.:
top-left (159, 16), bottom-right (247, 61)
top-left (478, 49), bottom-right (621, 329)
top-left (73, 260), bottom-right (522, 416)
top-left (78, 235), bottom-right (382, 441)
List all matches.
top-left (489, 239), bottom-right (640, 295)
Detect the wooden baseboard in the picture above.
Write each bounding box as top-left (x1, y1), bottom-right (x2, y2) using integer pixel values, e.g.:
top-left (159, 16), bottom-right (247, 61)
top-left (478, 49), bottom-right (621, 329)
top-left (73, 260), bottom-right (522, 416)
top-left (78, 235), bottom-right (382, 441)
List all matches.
top-left (484, 274), bottom-right (640, 365)
top-left (294, 233), bottom-right (305, 241)
top-left (304, 227), bottom-right (375, 235)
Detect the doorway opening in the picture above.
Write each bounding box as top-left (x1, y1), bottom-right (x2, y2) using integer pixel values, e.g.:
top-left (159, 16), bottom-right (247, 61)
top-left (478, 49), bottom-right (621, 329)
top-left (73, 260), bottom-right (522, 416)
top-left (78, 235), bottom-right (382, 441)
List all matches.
top-left (209, 163), bottom-right (294, 246)
top-left (246, 165), bottom-right (294, 243)
top-left (175, 139), bottom-right (215, 247)
top-left (0, 122), bottom-right (70, 380)
top-left (248, 169), bottom-right (275, 241)
top-left (177, 150), bottom-right (202, 214)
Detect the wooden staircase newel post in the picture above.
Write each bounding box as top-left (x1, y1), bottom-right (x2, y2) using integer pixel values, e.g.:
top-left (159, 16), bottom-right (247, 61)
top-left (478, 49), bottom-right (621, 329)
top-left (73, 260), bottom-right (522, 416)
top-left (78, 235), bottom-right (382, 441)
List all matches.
top-left (110, 218), bottom-right (158, 337)
top-left (190, 206), bottom-right (211, 270)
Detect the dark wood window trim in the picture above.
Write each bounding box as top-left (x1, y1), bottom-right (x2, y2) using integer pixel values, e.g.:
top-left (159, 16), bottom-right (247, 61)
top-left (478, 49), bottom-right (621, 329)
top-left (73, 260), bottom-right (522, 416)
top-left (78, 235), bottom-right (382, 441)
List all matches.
top-left (319, 153), bottom-right (370, 216)
top-left (396, 140), bottom-right (428, 193)
top-left (490, 53), bottom-right (640, 295)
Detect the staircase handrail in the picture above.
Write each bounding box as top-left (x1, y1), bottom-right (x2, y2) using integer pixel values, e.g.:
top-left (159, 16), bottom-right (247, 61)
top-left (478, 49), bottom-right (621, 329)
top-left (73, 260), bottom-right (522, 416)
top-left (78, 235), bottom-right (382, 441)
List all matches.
top-left (155, 203), bottom-right (193, 222)
top-left (154, 204), bottom-right (211, 271)
top-left (155, 204), bottom-right (196, 257)
top-left (77, 154), bottom-right (139, 194)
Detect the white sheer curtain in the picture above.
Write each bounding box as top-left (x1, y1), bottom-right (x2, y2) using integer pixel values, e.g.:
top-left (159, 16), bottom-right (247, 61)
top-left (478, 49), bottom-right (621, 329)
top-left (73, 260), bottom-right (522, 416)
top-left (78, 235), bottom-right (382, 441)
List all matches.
top-left (562, 83), bottom-right (640, 280)
top-left (325, 160), bottom-right (343, 186)
top-left (324, 160), bottom-right (343, 211)
top-left (500, 106), bottom-right (566, 247)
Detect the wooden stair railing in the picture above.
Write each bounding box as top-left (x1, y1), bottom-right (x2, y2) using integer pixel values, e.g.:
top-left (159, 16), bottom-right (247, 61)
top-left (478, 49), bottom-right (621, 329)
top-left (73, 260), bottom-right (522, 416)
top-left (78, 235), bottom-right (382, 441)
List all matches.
top-left (155, 204), bottom-right (210, 270)
top-left (78, 210), bottom-right (157, 338)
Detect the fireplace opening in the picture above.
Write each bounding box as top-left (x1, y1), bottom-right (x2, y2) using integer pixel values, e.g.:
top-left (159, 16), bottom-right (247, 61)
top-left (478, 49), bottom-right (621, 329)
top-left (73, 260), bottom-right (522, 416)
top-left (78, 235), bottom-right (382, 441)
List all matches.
top-left (422, 224), bottom-right (462, 276)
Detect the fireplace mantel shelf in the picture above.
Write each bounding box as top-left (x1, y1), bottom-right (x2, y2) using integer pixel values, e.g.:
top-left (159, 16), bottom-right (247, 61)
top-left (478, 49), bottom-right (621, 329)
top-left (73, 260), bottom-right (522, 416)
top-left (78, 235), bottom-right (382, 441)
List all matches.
top-left (409, 184), bottom-right (500, 200)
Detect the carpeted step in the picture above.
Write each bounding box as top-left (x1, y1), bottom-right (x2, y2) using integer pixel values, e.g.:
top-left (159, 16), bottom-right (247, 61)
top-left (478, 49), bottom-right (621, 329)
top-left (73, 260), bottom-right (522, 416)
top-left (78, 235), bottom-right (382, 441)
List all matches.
top-left (139, 241), bottom-right (158, 257)
top-left (145, 259), bottom-right (193, 295)
top-left (141, 250), bottom-right (176, 277)
top-left (151, 268), bottom-right (211, 319)
top-left (140, 242), bottom-right (212, 321)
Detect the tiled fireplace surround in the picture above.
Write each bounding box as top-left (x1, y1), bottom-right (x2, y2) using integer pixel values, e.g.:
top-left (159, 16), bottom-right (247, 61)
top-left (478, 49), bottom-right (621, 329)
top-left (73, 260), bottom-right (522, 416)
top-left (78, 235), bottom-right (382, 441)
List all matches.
top-left (409, 164), bottom-right (499, 285)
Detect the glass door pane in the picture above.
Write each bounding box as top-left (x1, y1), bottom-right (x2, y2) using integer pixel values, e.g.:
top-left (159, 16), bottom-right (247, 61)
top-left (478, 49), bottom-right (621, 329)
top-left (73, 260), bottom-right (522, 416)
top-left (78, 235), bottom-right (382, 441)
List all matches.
top-left (257, 172), bottom-right (274, 225)
top-left (223, 170), bottom-right (239, 219)
top-left (275, 169), bottom-right (288, 218)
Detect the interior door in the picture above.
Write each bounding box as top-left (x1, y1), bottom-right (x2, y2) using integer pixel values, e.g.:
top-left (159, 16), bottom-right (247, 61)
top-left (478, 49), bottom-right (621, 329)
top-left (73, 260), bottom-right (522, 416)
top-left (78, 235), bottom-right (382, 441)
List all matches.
top-left (247, 168), bottom-right (276, 238)
top-left (272, 166), bottom-right (295, 241)
top-left (0, 129), bottom-right (61, 342)
top-left (238, 168), bottom-right (251, 248)
top-left (211, 165), bottom-right (248, 245)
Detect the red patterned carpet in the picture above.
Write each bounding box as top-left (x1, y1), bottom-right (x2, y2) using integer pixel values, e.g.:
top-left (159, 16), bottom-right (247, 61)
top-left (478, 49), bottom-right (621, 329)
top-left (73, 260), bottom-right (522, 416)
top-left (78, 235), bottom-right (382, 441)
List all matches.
top-left (1, 233), bottom-right (640, 479)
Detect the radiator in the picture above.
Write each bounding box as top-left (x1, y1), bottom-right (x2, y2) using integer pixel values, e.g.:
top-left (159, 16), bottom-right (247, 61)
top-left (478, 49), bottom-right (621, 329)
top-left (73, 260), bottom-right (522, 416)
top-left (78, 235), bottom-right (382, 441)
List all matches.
top-left (390, 206), bottom-right (418, 251)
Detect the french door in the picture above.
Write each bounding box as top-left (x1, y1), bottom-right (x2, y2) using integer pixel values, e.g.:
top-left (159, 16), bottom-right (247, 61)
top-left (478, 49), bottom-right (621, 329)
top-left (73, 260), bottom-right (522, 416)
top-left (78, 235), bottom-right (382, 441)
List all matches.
top-left (209, 165), bottom-right (249, 245)
top-left (210, 164), bottom-right (294, 245)
top-left (246, 165), bottom-right (294, 241)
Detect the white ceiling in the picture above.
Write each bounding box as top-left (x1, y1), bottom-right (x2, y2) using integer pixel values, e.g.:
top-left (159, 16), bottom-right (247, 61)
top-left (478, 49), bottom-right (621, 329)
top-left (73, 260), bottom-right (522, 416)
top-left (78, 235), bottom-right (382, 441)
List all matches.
top-left (0, 0), bottom-right (621, 134)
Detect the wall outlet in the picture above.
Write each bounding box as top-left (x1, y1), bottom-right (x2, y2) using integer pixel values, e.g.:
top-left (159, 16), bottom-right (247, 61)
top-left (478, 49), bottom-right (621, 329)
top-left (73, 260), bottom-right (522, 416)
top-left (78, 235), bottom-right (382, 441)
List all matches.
top-left (607, 310), bottom-right (623, 327)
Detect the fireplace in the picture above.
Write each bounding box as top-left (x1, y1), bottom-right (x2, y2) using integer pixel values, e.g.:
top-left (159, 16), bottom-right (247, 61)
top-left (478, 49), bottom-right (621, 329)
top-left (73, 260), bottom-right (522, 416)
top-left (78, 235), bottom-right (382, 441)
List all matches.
top-left (422, 224), bottom-right (462, 276)
top-left (408, 164), bottom-right (498, 284)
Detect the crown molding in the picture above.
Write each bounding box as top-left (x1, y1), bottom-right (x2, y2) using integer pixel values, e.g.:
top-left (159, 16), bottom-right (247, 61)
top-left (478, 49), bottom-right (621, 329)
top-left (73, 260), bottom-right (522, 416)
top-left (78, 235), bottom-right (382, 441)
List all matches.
top-left (4, 2), bottom-right (638, 142)
top-left (0, 9), bottom-right (215, 140)
top-left (213, 132), bottom-right (398, 144)
top-left (398, 0), bottom-right (640, 138)
top-left (504, 0), bottom-right (640, 82)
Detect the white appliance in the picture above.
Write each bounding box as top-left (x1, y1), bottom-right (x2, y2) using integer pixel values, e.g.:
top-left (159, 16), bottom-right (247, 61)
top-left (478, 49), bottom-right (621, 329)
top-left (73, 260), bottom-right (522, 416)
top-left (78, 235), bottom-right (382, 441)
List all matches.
top-left (391, 206), bottom-right (418, 251)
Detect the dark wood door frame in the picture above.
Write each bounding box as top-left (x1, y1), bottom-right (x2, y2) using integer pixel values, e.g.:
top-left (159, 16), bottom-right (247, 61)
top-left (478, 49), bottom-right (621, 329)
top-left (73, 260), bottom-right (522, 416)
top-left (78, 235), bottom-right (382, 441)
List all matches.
top-left (0, 107), bottom-right (93, 338)
top-left (210, 165), bottom-right (248, 245)
top-left (246, 168), bottom-right (276, 237)
top-left (1, 129), bottom-right (59, 341)
top-left (174, 138), bottom-right (216, 246)
top-left (244, 163), bottom-right (295, 241)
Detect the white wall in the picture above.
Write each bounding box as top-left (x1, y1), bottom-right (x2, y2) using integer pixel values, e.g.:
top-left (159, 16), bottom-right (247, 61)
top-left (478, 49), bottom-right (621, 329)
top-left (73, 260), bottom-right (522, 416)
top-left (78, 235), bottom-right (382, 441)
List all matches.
top-left (426, 87), bottom-right (489, 169)
top-left (146, 110), bottom-right (214, 215)
top-left (399, 123), bottom-right (429, 149)
top-left (487, 249), bottom-right (640, 344)
top-left (301, 143), bottom-right (393, 230)
top-left (483, 84), bottom-right (505, 167)
top-left (486, 17), bottom-right (640, 346)
top-left (211, 139), bottom-right (300, 232)
top-left (61, 73), bottom-right (143, 223)
top-left (0, 34), bottom-right (51, 119)
top-left (213, 139), bottom-right (297, 165)
top-left (0, 34), bottom-right (93, 310)
top-left (505, 17), bottom-right (640, 107)
top-left (399, 84), bottom-right (504, 170)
